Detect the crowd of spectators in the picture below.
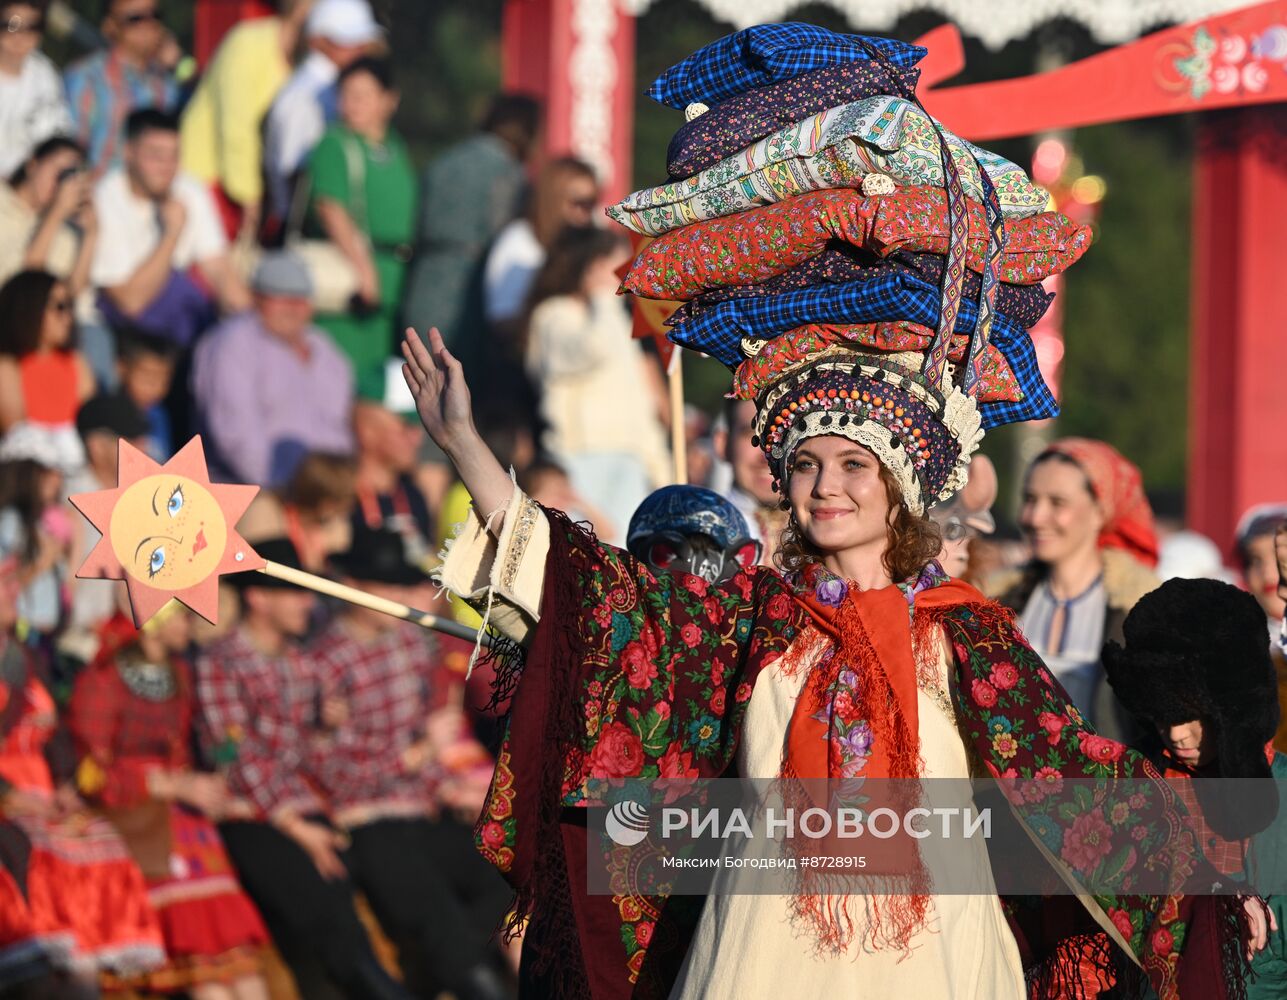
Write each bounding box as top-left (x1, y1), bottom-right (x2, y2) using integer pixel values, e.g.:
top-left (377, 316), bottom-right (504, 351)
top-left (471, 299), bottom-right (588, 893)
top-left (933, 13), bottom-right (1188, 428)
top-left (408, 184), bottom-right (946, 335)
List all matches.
top-left (0, 1), bottom-right (639, 996)
top-left (1, 0), bottom-right (676, 531)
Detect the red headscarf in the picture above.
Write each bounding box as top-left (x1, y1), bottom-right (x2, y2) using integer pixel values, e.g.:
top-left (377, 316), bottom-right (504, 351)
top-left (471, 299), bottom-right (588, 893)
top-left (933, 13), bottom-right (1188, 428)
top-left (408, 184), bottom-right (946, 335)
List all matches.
top-left (1042, 438), bottom-right (1159, 568)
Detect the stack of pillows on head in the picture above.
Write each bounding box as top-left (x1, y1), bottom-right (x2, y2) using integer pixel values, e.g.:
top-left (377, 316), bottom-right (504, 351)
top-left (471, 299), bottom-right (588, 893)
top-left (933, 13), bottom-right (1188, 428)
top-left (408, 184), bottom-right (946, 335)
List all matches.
top-left (607, 23), bottom-right (1091, 430)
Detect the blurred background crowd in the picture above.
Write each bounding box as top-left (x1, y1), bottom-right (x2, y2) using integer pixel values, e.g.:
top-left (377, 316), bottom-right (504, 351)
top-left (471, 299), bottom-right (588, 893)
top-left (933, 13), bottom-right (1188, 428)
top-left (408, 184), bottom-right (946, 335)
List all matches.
top-left (1, 0), bottom-right (1285, 998)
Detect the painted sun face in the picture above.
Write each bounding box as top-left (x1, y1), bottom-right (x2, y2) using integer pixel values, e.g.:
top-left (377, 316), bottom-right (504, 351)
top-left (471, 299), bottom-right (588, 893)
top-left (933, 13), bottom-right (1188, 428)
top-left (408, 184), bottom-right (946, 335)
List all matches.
top-left (72, 437), bottom-right (263, 626)
top-left (110, 474), bottom-right (229, 591)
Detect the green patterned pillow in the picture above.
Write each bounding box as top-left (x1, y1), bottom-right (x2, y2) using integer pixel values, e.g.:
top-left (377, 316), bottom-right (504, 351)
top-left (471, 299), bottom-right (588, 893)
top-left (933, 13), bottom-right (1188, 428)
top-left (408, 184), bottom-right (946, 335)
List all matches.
top-left (607, 95), bottom-right (1049, 237)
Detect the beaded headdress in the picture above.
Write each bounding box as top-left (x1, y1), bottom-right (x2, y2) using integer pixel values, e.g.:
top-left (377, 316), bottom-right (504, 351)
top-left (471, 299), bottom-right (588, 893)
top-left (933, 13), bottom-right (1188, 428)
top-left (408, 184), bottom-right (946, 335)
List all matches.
top-left (751, 355), bottom-right (981, 516)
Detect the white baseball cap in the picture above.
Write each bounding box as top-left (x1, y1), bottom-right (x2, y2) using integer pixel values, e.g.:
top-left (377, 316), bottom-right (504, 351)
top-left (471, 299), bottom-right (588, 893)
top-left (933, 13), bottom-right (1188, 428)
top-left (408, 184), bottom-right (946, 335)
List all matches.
top-left (306, 0), bottom-right (383, 46)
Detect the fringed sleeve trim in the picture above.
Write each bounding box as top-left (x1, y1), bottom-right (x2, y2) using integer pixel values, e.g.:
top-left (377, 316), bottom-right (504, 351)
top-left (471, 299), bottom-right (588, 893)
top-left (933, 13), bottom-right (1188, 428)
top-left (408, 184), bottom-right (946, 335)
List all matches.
top-left (434, 480), bottom-right (551, 647)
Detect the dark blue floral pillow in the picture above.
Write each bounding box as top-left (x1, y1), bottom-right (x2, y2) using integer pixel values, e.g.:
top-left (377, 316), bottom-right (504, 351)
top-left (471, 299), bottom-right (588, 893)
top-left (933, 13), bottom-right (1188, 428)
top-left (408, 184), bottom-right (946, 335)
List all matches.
top-left (647, 22), bottom-right (925, 111)
top-left (666, 61), bottom-right (919, 179)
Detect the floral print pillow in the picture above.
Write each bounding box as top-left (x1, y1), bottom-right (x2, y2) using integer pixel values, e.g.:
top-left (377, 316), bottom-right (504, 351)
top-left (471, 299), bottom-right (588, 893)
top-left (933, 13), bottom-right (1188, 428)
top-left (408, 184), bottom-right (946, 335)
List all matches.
top-left (730, 322), bottom-right (1024, 403)
top-left (608, 96), bottom-right (1049, 237)
top-left (620, 187), bottom-right (1091, 302)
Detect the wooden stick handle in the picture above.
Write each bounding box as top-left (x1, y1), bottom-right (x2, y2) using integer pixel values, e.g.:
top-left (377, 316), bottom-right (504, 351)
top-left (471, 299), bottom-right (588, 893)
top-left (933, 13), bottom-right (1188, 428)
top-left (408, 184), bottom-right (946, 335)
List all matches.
top-left (258, 561), bottom-right (489, 646)
top-left (669, 350), bottom-right (687, 485)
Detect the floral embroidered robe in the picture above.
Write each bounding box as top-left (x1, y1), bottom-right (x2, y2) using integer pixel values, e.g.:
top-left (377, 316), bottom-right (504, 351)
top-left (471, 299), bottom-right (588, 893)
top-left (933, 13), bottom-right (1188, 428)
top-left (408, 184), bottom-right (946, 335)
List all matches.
top-left (439, 486), bottom-right (1250, 1000)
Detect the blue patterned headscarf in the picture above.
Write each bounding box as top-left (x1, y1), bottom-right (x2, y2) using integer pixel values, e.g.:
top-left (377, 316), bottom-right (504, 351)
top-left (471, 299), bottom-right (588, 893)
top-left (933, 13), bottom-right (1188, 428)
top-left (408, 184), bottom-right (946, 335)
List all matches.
top-left (628, 486), bottom-right (750, 550)
top-left (627, 486), bottom-right (760, 583)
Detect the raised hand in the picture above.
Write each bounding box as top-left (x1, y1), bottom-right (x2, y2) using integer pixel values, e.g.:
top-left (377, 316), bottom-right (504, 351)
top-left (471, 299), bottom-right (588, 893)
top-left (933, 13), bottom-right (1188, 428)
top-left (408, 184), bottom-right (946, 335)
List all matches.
top-left (401, 327), bottom-right (476, 456)
top-left (400, 327), bottom-right (515, 525)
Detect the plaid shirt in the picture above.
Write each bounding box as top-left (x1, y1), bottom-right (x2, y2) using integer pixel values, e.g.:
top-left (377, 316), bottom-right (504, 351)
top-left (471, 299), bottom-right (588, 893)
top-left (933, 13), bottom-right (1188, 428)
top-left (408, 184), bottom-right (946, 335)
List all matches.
top-left (195, 628), bottom-right (323, 819)
top-left (668, 267), bottom-right (1055, 428)
top-left (1163, 760), bottom-right (1250, 877)
top-left (308, 619), bottom-right (460, 825)
top-left (648, 23), bottom-right (924, 109)
top-left (67, 657), bottom-right (194, 809)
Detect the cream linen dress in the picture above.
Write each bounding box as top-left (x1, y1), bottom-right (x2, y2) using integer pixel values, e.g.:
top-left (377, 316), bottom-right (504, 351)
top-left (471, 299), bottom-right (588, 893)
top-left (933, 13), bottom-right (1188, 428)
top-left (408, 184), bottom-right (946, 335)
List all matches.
top-left (670, 647), bottom-right (1026, 999)
top-left (439, 486), bottom-right (1027, 1000)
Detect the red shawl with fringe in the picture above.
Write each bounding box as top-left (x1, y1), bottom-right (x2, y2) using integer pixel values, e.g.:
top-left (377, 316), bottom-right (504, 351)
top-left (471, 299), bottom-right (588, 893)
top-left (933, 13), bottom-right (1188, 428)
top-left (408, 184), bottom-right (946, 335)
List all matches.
top-left (473, 508), bottom-right (1250, 999)
top-left (780, 567), bottom-right (988, 952)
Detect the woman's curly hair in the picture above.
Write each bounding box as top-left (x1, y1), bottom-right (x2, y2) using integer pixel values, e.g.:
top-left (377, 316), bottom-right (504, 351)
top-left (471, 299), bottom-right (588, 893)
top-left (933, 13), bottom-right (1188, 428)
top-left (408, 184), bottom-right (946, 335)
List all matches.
top-left (775, 462), bottom-right (943, 582)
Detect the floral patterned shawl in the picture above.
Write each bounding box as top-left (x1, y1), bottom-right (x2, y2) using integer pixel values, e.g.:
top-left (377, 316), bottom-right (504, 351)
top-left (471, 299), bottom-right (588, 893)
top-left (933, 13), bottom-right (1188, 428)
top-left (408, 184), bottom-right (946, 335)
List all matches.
top-left (474, 509), bottom-right (1250, 999)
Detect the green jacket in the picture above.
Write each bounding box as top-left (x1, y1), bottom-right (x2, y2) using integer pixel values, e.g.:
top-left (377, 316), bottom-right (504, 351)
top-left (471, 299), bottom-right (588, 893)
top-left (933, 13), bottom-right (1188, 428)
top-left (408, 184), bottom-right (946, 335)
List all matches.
top-left (1245, 753), bottom-right (1287, 1000)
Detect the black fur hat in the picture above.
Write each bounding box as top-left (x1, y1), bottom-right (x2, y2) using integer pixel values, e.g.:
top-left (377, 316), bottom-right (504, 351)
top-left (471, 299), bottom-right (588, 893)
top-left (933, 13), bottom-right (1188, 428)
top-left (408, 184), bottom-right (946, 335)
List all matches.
top-left (1103, 577), bottom-right (1280, 838)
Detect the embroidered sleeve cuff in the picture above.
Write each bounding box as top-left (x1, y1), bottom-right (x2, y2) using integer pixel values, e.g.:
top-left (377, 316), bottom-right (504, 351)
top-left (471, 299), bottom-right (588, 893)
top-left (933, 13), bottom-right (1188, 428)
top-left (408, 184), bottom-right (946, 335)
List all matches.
top-left (437, 481), bottom-right (550, 644)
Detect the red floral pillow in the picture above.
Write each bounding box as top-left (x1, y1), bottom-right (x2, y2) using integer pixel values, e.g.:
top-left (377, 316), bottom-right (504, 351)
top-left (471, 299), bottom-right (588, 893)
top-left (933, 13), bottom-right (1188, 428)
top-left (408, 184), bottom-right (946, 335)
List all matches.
top-left (621, 187), bottom-right (1090, 302)
top-left (732, 321), bottom-right (1023, 403)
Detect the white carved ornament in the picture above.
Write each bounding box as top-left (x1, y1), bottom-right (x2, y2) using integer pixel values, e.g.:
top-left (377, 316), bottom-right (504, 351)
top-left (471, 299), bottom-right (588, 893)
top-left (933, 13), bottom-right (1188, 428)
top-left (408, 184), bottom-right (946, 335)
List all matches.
top-left (620, 0), bottom-right (1252, 50)
top-left (570, 0), bottom-right (620, 191)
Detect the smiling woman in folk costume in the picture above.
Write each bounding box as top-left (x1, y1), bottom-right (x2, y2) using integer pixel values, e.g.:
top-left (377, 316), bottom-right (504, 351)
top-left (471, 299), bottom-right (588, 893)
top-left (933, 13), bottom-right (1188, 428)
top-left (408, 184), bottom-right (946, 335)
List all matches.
top-left (411, 24), bottom-right (1263, 1000)
top-left (991, 438), bottom-right (1162, 743)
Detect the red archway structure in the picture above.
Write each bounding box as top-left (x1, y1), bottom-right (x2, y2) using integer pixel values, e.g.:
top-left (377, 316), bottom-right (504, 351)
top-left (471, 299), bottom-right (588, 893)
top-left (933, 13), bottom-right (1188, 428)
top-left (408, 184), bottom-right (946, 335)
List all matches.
top-left (501, 0), bottom-right (637, 203)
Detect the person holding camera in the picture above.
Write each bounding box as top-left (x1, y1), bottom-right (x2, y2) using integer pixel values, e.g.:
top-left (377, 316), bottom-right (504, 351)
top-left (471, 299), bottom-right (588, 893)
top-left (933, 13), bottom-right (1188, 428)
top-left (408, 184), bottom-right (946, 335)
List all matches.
top-left (0, 137), bottom-right (95, 297)
top-left (0, 136), bottom-right (122, 390)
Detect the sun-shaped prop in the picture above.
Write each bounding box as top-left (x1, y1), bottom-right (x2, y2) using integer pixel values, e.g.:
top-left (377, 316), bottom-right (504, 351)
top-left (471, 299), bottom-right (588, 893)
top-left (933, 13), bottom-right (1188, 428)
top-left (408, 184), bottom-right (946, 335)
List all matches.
top-left (69, 437), bottom-right (264, 626)
top-left (69, 434), bottom-right (491, 653)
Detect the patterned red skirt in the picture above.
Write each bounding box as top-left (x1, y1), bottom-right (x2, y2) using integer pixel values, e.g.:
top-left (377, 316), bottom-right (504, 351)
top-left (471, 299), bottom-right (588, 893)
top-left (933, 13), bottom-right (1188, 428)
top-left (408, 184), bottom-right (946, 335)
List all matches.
top-left (0, 807), bottom-right (166, 987)
top-left (107, 804), bottom-right (270, 993)
top-left (0, 860), bottom-right (75, 989)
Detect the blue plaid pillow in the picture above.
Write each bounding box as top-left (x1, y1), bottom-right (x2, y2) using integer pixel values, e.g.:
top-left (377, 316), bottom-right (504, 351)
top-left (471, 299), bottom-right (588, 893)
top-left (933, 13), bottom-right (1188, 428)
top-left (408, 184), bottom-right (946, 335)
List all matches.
top-left (665, 268), bottom-right (1056, 429)
top-left (648, 23), bottom-right (926, 110)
